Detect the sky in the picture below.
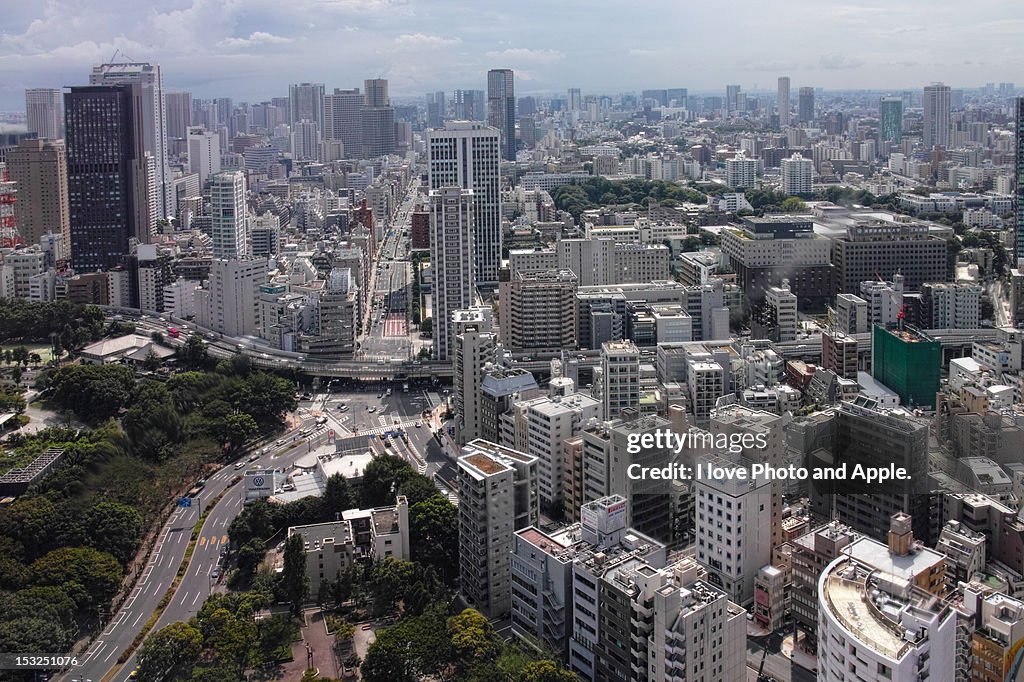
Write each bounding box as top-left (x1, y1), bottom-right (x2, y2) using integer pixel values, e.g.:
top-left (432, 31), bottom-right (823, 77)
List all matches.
top-left (2, 0), bottom-right (1023, 110)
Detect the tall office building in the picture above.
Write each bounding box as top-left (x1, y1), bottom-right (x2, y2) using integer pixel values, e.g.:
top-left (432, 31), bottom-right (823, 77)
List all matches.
top-left (429, 187), bottom-right (475, 362)
top-left (427, 121), bottom-right (502, 285)
top-left (323, 88), bottom-right (363, 158)
top-left (89, 62), bottom-right (171, 219)
top-left (291, 120), bottom-right (321, 160)
top-left (165, 91), bottom-right (192, 143)
top-left (487, 69), bottom-right (516, 161)
top-left (287, 83), bottom-right (324, 135)
top-left (923, 82), bottom-right (951, 149)
top-left (361, 79), bottom-right (395, 158)
top-left (798, 86), bottom-right (815, 123)
top-left (6, 139), bottom-right (70, 252)
top-left (567, 87), bottom-right (582, 111)
top-left (426, 91), bottom-right (446, 128)
top-left (209, 171), bottom-right (246, 259)
top-left (186, 126), bottom-right (220, 186)
top-left (777, 76), bottom-right (791, 127)
top-left (453, 89), bottom-right (485, 120)
top-left (880, 96), bottom-right (903, 142)
top-left (65, 85), bottom-right (155, 273)
top-left (1016, 97), bottom-right (1024, 264)
top-left (457, 439), bottom-right (539, 619)
top-left (781, 152), bottom-right (813, 195)
top-left (24, 89), bottom-right (63, 139)
top-left (726, 84), bottom-right (741, 113)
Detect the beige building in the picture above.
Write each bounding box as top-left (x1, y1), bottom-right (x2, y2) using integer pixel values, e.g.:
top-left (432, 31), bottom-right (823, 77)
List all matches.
top-left (6, 139), bottom-right (70, 252)
top-left (498, 268), bottom-right (577, 354)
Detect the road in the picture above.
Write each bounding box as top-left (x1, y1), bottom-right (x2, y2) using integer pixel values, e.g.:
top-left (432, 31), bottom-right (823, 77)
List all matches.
top-left (746, 635), bottom-right (815, 682)
top-left (72, 384), bottom-right (449, 682)
top-left (65, 426), bottom-right (310, 682)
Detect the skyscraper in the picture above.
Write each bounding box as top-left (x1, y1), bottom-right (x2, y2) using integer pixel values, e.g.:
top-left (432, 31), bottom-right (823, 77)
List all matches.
top-left (209, 171), bottom-right (246, 259)
top-left (798, 86), bottom-right (815, 123)
top-left (1015, 97), bottom-right (1024, 264)
top-left (777, 76), bottom-right (791, 127)
top-left (361, 79), bottom-right (395, 158)
top-left (89, 62), bottom-right (171, 219)
top-left (6, 139), bottom-right (70, 252)
top-left (568, 87), bottom-right (582, 111)
top-left (487, 69), bottom-right (516, 161)
top-left (880, 96), bottom-right (903, 142)
top-left (165, 91), bottom-right (193, 143)
top-left (726, 84), bottom-right (741, 114)
top-left (428, 121), bottom-right (502, 285)
top-left (186, 126), bottom-right (220, 186)
top-left (923, 82), bottom-right (951, 149)
top-left (323, 88), bottom-right (363, 158)
top-left (454, 89), bottom-right (485, 120)
top-left (287, 83), bottom-right (325, 134)
top-left (65, 85), bottom-right (154, 272)
top-left (24, 89), bottom-right (63, 140)
top-left (429, 186), bottom-right (475, 361)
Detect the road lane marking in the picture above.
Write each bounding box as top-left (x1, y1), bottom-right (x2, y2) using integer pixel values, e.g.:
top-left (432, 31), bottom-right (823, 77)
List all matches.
top-left (132, 611), bottom-right (145, 627)
top-left (221, 534), bottom-right (228, 545)
top-left (199, 536), bottom-right (206, 546)
top-left (193, 592), bottom-right (202, 605)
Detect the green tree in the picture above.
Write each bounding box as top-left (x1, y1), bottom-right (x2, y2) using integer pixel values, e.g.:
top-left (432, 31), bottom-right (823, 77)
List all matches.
top-left (359, 455), bottom-right (414, 508)
top-left (781, 196), bottom-right (807, 211)
top-left (81, 501), bottom-right (143, 565)
top-left (369, 558), bottom-right (417, 614)
top-left (30, 546), bottom-right (123, 614)
top-left (281, 534), bottom-right (309, 616)
top-left (137, 621), bottom-right (203, 680)
top-left (323, 473), bottom-right (356, 517)
top-left (409, 496), bottom-right (459, 585)
top-left (448, 608), bottom-right (501, 675)
top-left (519, 659), bottom-right (578, 682)
top-left (177, 334), bottom-right (209, 368)
top-left (0, 586), bottom-right (78, 653)
top-left (200, 607), bottom-right (257, 675)
top-left (397, 474), bottom-right (441, 507)
top-left (235, 539), bottom-right (266, 581)
top-left (419, 317), bottom-right (433, 334)
top-left (47, 363), bottom-right (136, 423)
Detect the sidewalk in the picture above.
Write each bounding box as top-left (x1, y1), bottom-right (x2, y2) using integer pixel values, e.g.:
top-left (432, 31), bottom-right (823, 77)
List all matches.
top-left (781, 633), bottom-right (817, 673)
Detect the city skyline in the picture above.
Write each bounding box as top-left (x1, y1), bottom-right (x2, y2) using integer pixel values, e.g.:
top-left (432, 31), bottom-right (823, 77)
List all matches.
top-left (2, 0), bottom-right (1024, 110)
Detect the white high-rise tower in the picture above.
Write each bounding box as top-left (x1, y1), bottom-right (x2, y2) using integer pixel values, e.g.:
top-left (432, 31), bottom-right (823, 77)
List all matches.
top-left (429, 186), bottom-right (475, 362)
top-left (428, 121), bottom-right (502, 286)
top-left (777, 76), bottom-right (791, 127)
top-left (24, 89), bottom-right (63, 139)
top-left (209, 171), bottom-right (247, 259)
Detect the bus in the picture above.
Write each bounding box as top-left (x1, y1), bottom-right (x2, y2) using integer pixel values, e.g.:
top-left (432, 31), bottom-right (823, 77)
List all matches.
top-left (167, 327), bottom-right (181, 338)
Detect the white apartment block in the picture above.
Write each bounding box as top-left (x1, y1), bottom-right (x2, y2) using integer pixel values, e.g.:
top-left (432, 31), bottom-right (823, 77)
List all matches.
top-left (454, 313), bottom-right (496, 445)
top-left (781, 153), bottom-right (813, 195)
top-left (725, 155), bottom-right (757, 190)
top-left (186, 126), bottom-right (221, 186)
top-left (764, 281), bottom-right (798, 342)
top-left (195, 259), bottom-right (267, 338)
top-left (457, 439), bottom-right (539, 619)
top-left (429, 186), bottom-right (475, 361)
top-left (695, 461), bottom-right (773, 606)
top-left (600, 340), bottom-right (640, 420)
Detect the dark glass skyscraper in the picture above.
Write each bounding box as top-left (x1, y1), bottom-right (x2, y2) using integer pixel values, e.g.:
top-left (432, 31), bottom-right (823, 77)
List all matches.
top-left (487, 69), bottom-right (516, 161)
top-left (65, 85), bottom-right (152, 273)
top-left (880, 96), bottom-right (903, 142)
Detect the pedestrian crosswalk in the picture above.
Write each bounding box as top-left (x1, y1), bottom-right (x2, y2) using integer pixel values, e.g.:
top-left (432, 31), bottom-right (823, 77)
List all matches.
top-left (356, 420), bottom-right (419, 436)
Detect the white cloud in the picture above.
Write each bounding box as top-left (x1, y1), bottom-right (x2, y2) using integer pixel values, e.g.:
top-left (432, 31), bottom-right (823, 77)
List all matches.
top-left (485, 48), bottom-right (564, 64)
top-left (218, 32), bottom-right (292, 49)
top-left (394, 33), bottom-right (461, 48)
top-left (819, 54), bottom-right (864, 70)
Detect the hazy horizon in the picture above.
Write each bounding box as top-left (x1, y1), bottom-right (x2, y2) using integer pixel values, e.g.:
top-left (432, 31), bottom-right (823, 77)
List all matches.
top-left (2, 0), bottom-right (1022, 110)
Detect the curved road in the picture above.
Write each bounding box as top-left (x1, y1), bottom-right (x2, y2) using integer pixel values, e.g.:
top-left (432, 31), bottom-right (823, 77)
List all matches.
top-left (65, 426), bottom-right (311, 682)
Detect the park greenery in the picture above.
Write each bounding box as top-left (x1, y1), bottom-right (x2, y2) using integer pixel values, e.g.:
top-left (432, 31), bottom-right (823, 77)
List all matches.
top-left (551, 178), bottom-right (708, 218)
top-left (0, 303), bottom-right (295, 659)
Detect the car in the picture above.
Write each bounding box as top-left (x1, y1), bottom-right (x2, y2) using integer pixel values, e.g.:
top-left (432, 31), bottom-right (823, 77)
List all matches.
top-left (234, 462), bottom-right (245, 469)
top-left (368, 406), bottom-right (377, 413)
top-left (248, 454), bottom-right (259, 462)
top-left (211, 567), bottom-right (220, 579)
top-left (415, 422), bottom-right (421, 428)
top-left (378, 392), bottom-right (384, 399)
top-left (338, 405), bottom-right (349, 413)
top-left (386, 388), bottom-right (392, 397)
top-left (129, 669), bottom-right (139, 679)
top-left (275, 439), bottom-right (285, 446)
